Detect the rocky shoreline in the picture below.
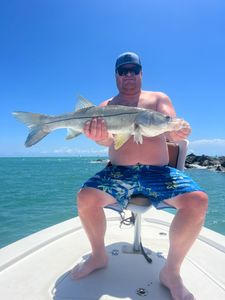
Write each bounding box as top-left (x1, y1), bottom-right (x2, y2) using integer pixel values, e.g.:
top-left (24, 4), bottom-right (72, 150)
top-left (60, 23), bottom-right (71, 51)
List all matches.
top-left (185, 154), bottom-right (225, 172)
top-left (92, 155), bottom-right (225, 172)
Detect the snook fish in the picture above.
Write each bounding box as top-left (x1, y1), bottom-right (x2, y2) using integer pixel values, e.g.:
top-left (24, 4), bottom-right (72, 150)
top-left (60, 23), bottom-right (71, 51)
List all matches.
top-left (12, 96), bottom-right (189, 150)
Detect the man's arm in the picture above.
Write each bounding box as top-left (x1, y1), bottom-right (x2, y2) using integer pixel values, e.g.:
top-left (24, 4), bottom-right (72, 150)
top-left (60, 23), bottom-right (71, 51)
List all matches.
top-left (156, 94), bottom-right (191, 141)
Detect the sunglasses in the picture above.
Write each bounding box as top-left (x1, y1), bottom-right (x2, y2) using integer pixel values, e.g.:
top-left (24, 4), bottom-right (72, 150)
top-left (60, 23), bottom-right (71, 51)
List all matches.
top-left (117, 65), bottom-right (141, 76)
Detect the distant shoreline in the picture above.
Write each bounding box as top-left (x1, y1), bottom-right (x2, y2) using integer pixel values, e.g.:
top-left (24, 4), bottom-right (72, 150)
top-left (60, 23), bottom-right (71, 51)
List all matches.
top-left (0, 155), bottom-right (225, 172)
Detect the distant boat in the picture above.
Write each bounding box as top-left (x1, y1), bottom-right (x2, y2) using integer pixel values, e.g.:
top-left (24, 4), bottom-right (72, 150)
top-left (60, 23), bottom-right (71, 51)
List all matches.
top-left (90, 158), bottom-right (110, 164)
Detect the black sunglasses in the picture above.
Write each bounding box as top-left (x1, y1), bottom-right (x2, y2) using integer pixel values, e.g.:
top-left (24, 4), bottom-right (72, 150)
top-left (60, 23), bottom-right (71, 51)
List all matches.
top-left (117, 65), bottom-right (142, 76)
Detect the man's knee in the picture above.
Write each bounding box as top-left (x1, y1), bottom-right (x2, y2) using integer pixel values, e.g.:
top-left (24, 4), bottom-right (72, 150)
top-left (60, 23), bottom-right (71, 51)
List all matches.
top-left (76, 188), bottom-right (96, 211)
top-left (76, 187), bottom-right (115, 211)
top-left (191, 191), bottom-right (208, 209)
top-left (180, 191), bottom-right (208, 216)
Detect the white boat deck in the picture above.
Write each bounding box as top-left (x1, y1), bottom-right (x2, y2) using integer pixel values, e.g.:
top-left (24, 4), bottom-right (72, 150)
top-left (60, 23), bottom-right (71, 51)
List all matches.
top-left (0, 208), bottom-right (225, 300)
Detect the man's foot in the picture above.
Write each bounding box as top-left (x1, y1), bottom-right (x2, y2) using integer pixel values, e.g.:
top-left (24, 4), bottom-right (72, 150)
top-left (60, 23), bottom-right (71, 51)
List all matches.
top-left (159, 267), bottom-right (195, 300)
top-left (71, 254), bottom-right (108, 280)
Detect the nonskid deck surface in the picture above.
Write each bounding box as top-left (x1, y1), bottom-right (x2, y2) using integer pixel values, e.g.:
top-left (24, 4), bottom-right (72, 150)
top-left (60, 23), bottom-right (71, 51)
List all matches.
top-left (0, 209), bottom-right (225, 300)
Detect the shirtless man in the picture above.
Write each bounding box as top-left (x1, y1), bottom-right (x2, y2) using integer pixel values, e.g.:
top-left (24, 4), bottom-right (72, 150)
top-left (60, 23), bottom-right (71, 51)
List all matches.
top-left (71, 52), bottom-right (208, 300)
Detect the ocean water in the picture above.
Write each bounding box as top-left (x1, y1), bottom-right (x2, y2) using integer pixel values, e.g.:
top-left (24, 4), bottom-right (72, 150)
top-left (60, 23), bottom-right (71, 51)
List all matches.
top-left (0, 157), bottom-right (224, 249)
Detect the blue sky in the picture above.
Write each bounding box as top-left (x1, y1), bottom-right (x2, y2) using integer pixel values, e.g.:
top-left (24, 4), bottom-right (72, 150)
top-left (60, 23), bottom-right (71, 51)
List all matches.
top-left (1, 0), bottom-right (225, 156)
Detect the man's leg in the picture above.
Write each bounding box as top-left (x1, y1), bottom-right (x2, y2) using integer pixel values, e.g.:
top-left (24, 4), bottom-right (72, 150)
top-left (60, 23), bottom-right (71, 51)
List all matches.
top-left (160, 191), bottom-right (208, 300)
top-left (71, 187), bottom-right (117, 280)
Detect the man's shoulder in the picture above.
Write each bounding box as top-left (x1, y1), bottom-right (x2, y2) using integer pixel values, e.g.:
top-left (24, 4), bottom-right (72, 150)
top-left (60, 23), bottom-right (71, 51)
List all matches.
top-left (99, 100), bottom-right (109, 107)
top-left (99, 96), bottom-right (117, 107)
top-left (141, 91), bottom-right (171, 108)
top-left (142, 90), bottom-right (169, 99)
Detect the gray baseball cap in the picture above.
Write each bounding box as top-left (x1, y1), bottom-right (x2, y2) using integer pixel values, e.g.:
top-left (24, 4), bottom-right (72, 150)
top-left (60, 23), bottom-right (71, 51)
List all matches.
top-left (115, 52), bottom-right (142, 71)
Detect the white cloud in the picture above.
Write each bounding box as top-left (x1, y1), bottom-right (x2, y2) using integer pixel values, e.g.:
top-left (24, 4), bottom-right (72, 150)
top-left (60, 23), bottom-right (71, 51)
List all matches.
top-left (189, 139), bottom-right (225, 156)
top-left (190, 139), bottom-right (225, 146)
top-left (53, 147), bottom-right (74, 154)
top-left (53, 139), bottom-right (225, 157)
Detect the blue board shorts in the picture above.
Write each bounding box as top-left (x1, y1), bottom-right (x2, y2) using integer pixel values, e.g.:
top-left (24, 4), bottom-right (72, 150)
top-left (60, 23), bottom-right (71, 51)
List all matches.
top-left (82, 163), bottom-right (204, 212)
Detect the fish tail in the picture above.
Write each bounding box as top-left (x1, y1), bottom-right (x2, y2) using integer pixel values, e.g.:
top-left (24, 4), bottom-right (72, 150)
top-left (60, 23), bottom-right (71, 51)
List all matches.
top-left (12, 111), bottom-right (50, 147)
top-left (25, 127), bottom-right (49, 147)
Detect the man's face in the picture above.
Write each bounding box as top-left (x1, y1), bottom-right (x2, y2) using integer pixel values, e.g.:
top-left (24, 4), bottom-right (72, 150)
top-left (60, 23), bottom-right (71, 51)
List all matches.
top-left (115, 64), bottom-right (142, 95)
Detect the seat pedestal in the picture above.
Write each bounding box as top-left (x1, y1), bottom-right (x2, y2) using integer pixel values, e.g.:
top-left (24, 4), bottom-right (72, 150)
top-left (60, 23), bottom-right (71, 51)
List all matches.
top-left (122, 197), bottom-right (152, 254)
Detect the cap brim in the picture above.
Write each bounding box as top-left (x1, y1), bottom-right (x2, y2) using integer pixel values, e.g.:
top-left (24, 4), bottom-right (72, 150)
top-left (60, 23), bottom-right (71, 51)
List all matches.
top-left (115, 62), bottom-right (142, 71)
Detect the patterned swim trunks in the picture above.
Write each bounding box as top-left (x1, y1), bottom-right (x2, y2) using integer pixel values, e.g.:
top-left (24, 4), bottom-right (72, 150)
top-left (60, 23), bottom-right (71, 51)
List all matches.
top-left (82, 163), bottom-right (204, 212)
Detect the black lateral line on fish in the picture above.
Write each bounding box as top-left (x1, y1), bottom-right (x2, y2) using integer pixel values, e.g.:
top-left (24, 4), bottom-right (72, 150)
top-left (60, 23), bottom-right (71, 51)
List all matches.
top-left (44, 111), bottom-right (139, 125)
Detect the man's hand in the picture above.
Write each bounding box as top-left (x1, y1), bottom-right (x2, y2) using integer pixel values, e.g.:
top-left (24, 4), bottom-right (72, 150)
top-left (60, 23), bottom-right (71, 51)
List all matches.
top-left (83, 117), bottom-right (114, 146)
top-left (167, 121), bottom-right (191, 141)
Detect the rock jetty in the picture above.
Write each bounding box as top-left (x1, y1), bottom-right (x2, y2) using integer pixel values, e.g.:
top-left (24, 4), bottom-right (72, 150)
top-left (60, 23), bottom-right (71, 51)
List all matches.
top-left (185, 153), bottom-right (225, 172)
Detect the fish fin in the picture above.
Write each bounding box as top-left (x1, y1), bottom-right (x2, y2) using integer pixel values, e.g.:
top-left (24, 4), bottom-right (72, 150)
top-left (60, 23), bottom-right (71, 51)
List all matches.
top-left (133, 132), bottom-right (143, 144)
top-left (133, 125), bottom-right (143, 144)
top-left (66, 128), bottom-right (81, 140)
top-left (113, 133), bottom-right (131, 150)
top-left (25, 127), bottom-right (49, 147)
top-left (12, 111), bottom-right (50, 147)
top-left (75, 95), bottom-right (95, 111)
